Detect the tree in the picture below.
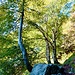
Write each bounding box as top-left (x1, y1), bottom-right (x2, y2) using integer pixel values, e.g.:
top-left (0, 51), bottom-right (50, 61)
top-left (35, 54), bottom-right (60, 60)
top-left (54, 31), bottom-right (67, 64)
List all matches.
top-left (18, 0), bottom-right (32, 72)
top-left (27, 0), bottom-right (69, 64)
top-left (61, 12), bottom-right (75, 54)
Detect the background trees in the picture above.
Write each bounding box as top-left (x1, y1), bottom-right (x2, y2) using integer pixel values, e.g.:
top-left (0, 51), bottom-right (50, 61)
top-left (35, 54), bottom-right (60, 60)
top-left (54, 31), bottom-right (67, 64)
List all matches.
top-left (0, 0), bottom-right (75, 74)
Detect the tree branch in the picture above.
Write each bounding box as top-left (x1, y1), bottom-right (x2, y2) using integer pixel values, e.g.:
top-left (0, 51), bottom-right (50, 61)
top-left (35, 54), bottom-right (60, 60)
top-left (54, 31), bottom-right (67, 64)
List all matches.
top-left (27, 20), bottom-right (53, 48)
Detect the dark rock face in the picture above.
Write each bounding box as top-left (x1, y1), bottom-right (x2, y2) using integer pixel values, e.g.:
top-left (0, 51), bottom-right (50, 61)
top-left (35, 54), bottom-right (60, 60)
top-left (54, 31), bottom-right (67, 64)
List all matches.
top-left (30, 64), bottom-right (65, 75)
top-left (45, 64), bottom-right (64, 75)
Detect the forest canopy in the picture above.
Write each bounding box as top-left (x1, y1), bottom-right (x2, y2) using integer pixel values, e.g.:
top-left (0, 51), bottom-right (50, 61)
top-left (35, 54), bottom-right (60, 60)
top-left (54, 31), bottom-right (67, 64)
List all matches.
top-left (0, 0), bottom-right (75, 75)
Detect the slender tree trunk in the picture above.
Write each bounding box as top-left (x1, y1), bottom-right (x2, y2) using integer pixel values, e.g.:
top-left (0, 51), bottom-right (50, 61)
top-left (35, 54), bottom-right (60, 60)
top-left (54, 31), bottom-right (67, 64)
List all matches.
top-left (18, 0), bottom-right (32, 72)
top-left (52, 29), bottom-right (59, 64)
top-left (46, 40), bottom-right (51, 64)
top-left (45, 23), bottom-right (51, 64)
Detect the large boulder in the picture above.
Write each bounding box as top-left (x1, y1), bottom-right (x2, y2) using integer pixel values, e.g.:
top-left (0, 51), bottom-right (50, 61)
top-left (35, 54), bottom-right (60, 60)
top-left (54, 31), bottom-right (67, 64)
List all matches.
top-left (30, 63), bottom-right (64, 75)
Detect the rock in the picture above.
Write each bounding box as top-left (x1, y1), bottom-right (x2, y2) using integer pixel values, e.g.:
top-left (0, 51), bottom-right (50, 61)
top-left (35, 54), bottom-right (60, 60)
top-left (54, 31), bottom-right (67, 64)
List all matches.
top-left (30, 63), bottom-right (65, 75)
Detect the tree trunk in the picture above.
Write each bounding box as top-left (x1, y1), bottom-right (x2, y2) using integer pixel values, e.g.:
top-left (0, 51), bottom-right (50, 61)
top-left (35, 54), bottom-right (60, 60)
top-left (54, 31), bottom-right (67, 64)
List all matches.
top-left (18, 0), bottom-right (32, 72)
top-left (45, 21), bottom-right (51, 64)
top-left (46, 40), bottom-right (51, 64)
top-left (52, 29), bottom-right (59, 64)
